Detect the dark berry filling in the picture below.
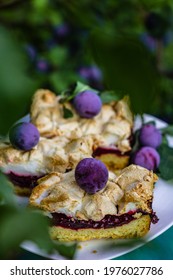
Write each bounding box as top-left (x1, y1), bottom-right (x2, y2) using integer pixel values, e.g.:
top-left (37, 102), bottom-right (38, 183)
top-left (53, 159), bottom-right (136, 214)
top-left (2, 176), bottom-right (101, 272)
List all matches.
top-left (151, 211), bottom-right (159, 224)
top-left (6, 172), bottom-right (44, 189)
top-left (93, 146), bottom-right (130, 157)
top-left (51, 210), bottom-right (158, 230)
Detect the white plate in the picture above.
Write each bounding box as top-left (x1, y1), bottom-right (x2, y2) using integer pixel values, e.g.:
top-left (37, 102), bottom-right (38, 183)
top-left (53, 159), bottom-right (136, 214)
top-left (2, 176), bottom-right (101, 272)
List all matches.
top-left (18, 115), bottom-right (173, 260)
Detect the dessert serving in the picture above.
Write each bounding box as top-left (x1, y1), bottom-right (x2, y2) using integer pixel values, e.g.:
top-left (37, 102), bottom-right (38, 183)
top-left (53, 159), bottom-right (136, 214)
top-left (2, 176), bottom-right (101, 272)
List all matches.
top-left (0, 82), bottom-right (159, 242)
top-left (30, 163), bottom-right (158, 241)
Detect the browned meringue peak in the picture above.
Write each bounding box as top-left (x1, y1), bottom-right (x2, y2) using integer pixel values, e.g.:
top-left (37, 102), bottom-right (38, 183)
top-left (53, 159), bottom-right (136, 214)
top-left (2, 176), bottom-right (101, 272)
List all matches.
top-left (30, 89), bottom-right (79, 138)
top-left (29, 164), bottom-right (157, 221)
top-left (30, 89), bottom-right (133, 152)
top-left (116, 164), bottom-right (158, 214)
top-left (0, 134), bottom-right (98, 176)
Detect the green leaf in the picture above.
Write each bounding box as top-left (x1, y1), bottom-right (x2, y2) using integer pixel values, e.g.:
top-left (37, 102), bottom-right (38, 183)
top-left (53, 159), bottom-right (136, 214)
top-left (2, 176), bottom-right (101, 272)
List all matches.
top-left (161, 125), bottom-right (173, 136)
top-left (0, 204), bottom-right (77, 259)
top-left (63, 106), bottom-right (73, 119)
top-left (59, 81), bottom-right (98, 104)
top-left (49, 72), bottom-right (78, 93)
top-left (49, 72), bottom-right (69, 93)
top-left (161, 134), bottom-right (169, 145)
top-left (0, 173), bottom-right (16, 206)
top-left (32, 0), bottom-right (49, 10)
top-left (48, 10), bottom-right (62, 25)
top-left (0, 27), bottom-right (38, 134)
top-left (158, 144), bottom-right (173, 180)
top-left (48, 47), bottom-right (68, 66)
top-left (73, 81), bottom-right (98, 96)
top-left (100, 90), bottom-right (120, 103)
top-left (0, 206), bottom-right (53, 258)
top-left (54, 242), bottom-right (77, 260)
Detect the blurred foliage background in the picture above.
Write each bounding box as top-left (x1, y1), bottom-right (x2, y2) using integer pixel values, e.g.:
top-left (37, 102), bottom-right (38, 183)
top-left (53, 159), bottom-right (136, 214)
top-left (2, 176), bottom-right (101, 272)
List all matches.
top-left (1, 0), bottom-right (173, 134)
top-left (1, 0), bottom-right (173, 259)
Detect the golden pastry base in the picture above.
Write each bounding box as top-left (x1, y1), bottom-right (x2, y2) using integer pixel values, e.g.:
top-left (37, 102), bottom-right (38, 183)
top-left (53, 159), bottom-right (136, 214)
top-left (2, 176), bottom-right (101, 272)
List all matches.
top-left (50, 215), bottom-right (151, 242)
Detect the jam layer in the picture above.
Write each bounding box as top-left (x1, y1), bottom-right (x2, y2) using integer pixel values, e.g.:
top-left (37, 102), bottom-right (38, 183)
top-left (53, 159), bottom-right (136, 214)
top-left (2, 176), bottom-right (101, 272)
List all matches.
top-left (51, 211), bottom-right (154, 230)
top-left (6, 172), bottom-right (44, 189)
top-left (93, 146), bottom-right (130, 157)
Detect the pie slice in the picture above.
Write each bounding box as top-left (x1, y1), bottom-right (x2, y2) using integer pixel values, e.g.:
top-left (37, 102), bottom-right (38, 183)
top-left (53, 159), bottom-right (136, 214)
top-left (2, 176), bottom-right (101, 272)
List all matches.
top-left (30, 89), bottom-right (133, 172)
top-left (0, 135), bottom-right (96, 195)
top-left (29, 164), bottom-right (158, 241)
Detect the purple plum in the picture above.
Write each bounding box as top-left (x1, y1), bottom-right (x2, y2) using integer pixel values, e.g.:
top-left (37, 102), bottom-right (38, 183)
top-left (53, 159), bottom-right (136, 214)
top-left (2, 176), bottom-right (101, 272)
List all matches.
top-left (140, 33), bottom-right (156, 52)
top-left (9, 122), bottom-right (40, 151)
top-left (54, 23), bottom-right (69, 38)
top-left (139, 123), bottom-right (162, 148)
top-left (75, 158), bottom-right (108, 194)
top-left (79, 65), bottom-right (102, 82)
top-left (36, 59), bottom-right (50, 73)
top-left (131, 146), bottom-right (160, 170)
top-left (73, 90), bottom-right (102, 118)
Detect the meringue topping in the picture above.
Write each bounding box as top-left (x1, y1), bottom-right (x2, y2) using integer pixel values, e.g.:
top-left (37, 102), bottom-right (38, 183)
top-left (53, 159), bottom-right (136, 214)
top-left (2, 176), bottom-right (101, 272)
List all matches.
top-left (30, 89), bottom-right (133, 152)
top-left (29, 164), bottom-right (158, 221)
top-left (0, 135), bottom-right (98, 176)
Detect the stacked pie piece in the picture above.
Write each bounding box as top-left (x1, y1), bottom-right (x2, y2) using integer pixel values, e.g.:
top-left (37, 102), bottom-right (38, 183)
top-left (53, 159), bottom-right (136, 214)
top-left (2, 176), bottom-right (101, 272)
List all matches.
top-left (0, 87), bottom-right (158, 241)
